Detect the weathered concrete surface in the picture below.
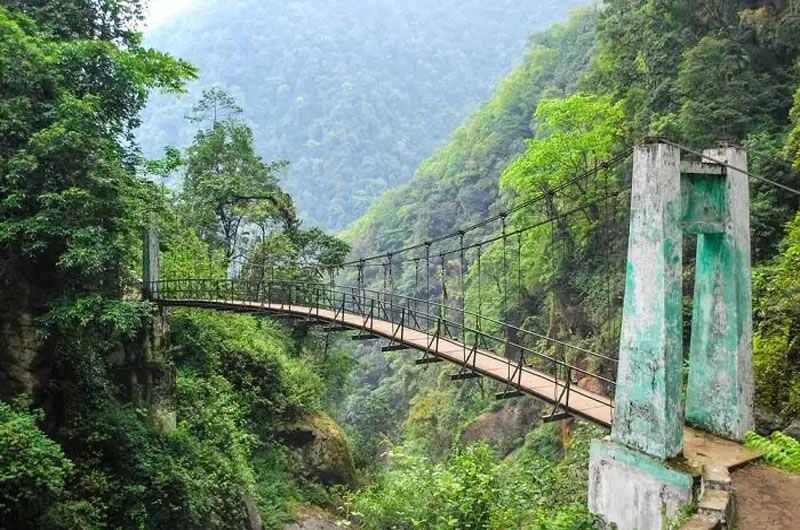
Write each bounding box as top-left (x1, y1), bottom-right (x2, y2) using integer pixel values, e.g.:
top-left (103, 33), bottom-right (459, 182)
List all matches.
top-left (592, 142), bottom-right (758, 528)
top-left (698, 488), bottom-right (733, 526)
top-left (683, 427), bottom-right (761, 471)
top-left (683, 514), bottom-right (722, 530)
top-left (589, 438), bottom-right (694, 530)
top-left (611, 141), bottom-right (684, 460)
top-left (685, 146), bottom-right (754, 441)
top-left (142, 228), bottom-right (160, 298)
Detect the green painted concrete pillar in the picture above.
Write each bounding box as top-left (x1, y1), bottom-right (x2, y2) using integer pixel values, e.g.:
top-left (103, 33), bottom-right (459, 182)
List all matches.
top-left (142, 229), bottom-right (160, 299)
top-left (685, 145), bottom-right (754, 441)
top-left (611, 141), bottom-right (684, 460)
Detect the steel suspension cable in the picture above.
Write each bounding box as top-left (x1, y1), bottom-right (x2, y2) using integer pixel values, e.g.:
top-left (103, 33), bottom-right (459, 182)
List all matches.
top-left (425, 242), bottom-right (431, 330)
top-left (476, 243), bottom-right (483, 332)
top-left (517, 232), bottom-right (523, 316)
top-left (387, 253), bottom-right (394, 318)
top-left (413, 258), bottom-right (420, 315)
top-left (501, 213), bottom-right (510, 376)
top-left (501, 213), bottom-right (508, 325)
top-left (459, 232), bottom-right (467, 343)
top-left (334, 147), bottom-right (635, 268)
top-left (232, 150), bottom-right (635, 282)
top-left (440, 252), bottom-right (448, 324)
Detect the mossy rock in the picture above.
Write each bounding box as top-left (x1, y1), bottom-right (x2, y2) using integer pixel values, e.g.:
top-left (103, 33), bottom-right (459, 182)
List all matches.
top-left (278, 411), bottom-right (356, 486)
top-left (459, 396), bottom-right (545, 455)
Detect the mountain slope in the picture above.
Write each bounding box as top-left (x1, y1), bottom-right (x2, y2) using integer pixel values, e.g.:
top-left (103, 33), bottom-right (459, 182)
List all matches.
top-left (345, 7), bottom-right (599, 256)
top-left (138, 0), bottom-right (585, 229)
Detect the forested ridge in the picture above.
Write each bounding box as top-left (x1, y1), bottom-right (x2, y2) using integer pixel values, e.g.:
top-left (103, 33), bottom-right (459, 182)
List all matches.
top-left (4, 1), bottom-right (800, 530)
top-left (137, 0), bottom-right (585, 230)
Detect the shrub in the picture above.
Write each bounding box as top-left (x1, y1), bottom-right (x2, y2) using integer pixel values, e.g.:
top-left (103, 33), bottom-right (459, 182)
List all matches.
top-left (745, 431), bottom-right (800, 473)
top-left (0, 402), bottom-right (72, 525)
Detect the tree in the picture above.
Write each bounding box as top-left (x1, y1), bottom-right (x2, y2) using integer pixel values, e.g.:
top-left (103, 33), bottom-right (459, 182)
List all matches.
top-left (0, 2), bottom-right (195, 400)
top-left (676, 36), bottom-right (760, 144)
top-left (182, 88), bottom-right (295, 265)
top-left (752, 212), bottom-right (800, 420)
top-left (0, 402), bottom-right (72, 523)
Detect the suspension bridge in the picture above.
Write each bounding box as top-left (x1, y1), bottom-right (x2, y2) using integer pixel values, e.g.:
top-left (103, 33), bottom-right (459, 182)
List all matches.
top-left (146, 147), bottom-right (636, 428)
top-left (143, 139), bottom-right (798, 529)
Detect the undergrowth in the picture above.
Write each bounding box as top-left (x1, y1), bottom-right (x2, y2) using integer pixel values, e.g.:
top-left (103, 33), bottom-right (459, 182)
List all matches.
top-left (745, 431), bottom-right (800, 473)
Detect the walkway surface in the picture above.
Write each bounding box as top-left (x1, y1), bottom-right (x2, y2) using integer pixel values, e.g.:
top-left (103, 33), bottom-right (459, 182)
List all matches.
top-left (683, 427), bottom-right (762, 469)
top-left (160, 298), bottom-right (614, 426)
top-left (732, 465), bottom-right (800, 530)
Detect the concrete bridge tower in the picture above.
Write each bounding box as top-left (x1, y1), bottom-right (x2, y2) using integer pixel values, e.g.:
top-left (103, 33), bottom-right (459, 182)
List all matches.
top-left (589, 139), bottom-right (754, 529)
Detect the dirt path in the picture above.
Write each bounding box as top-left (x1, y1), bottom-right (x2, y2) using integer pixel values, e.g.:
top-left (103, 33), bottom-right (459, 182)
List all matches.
top-left (732, 464), bottom-right (800, 530)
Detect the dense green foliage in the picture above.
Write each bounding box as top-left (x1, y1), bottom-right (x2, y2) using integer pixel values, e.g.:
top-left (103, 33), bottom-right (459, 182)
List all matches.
top-left (0, 2), bottom-right (352, 528)
top-left (348, 1), bottom-right (800, 425)
top-left (181, 87), bottom-right (295, 264)
top-left (347, 424), bottom-right (602, 529)
top-left (746, 430), bottom-right (800, 472)
top-left (0, 402), bottom-right (71, 523)
top-left (137, 0), bottom-right (585, 229)
top-left (0, 3), bottom-right (192, 301)
top-left (753, 212), bottom-right (800, 420)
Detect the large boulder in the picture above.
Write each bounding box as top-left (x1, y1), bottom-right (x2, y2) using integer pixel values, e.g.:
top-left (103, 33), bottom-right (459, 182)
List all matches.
top-left (459, 396), bottom-right (545, 455)
top-left (754, 406), bottom-right (785, 435)
top-left (278, 411), bottom-right (356, 486)
top-left (784, 418), bottom-right (800, 441)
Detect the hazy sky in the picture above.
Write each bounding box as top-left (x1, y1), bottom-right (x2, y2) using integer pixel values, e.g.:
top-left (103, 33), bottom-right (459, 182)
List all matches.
top-left (145, 0), bottom-right (197, 30)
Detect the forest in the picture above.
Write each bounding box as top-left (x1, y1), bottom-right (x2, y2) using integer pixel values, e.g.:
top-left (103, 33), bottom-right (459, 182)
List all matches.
top-left (3, 1), bottom-right (800, 530)
top-left (136, 0), bottom-right (585, 230)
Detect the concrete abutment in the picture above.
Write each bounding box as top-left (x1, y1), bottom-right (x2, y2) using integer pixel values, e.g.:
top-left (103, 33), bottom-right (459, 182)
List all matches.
top-left (589, 140), bottom-right (755, 529)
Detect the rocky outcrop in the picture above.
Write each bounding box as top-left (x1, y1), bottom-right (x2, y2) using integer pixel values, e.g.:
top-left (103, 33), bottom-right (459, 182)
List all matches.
top-left (112, 307), bottom-right (176, 433)
top-left (459, 396), bottom-right (545, 455)
top-left (244, 494), bottom-right (263, 530)
top-left (0, 262), bottom-right (52, 402)
top-left (754, 406), bottom-right (784, 435)
top-left (278, 412), bottom-right (356, 486)
top-left (784, 418), bottom-right (800, 441)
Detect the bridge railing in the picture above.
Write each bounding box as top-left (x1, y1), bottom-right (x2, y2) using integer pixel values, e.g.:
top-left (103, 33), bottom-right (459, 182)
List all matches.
top-left (149, 278), bottom-right (615, 420)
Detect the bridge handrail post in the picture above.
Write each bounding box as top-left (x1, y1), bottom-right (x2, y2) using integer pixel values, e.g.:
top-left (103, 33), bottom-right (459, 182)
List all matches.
top-left (505, 323), bottom-right (511, 382)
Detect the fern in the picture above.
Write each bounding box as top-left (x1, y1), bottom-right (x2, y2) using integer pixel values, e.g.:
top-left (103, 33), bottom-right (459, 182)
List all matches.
top-left (745, 431), bottom-right (800, 473)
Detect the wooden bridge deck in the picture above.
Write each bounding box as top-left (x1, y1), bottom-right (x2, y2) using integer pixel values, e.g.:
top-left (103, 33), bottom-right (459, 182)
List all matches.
top-left (159, 298), bottom-right (614, 427)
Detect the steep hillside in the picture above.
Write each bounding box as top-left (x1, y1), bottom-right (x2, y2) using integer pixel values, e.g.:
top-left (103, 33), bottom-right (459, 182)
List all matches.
top-left (137, 0), bottom-right (585, 229)
top-left (342, 1), bottom-right (800, 455)
top-left (345, 8), bottom-right (599, 256)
